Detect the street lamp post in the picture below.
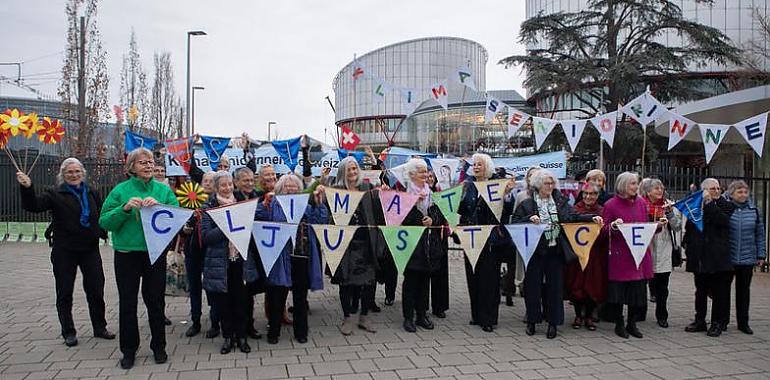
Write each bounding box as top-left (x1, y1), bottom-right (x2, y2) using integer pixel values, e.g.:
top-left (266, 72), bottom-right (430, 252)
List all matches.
top-left (267, 121), bottom-right (277, 141)
top-left (191, 86), bottom-right (204, 135)
top-left (186, 30), bottom-right (206, 137)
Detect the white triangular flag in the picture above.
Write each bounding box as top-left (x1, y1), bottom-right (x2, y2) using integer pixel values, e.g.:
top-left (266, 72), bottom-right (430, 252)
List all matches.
top-left (484, 95), bottom-right (505, 124)
top-left (429, 80), bottom-right (449, 110)
top-left (531, 117), bottom-right (559, 149)
top-left (474, 179), bottom-right (509, 223)
top-left (504, 223), bottom-right (548, 269)
top-left (590, 111), bottom-right (618, 148)
top-left (734, 112), bottom-right (768, 157)
top-left (667, 111), bottom-right (696, 150)
top-left (455, 65), bottom-right (476, 91)
top-left (372, 78), bottom-right (390, 103)
top-left (311, 225), bottom-right (358, 276)
top-left (562, 119), bottom-right (588, 152)
top-left (325, 188), bottom-right (365, 225)
top-left (276, 194), bottom-right (309, 225)
top-left (206, 199), bottom-right (259, 260)
top-left (618, 223), bottom-right (657, 269)
top-left (399, 87), bottom-right (422, 118)
top-left (252, 222), bottom-right (298, 276)
top-left (620, 91), bottom-right (666, 127)
top-left (140, 205), bottom-right (194, 265)
top-left (507, 108), bottom-right (530, 137)
top-left (698, 124), bottom-right (731, 164)
top-left (387, 162), bottom-right (408, 186)
top-left (455, 225), bottom-right (495, 271)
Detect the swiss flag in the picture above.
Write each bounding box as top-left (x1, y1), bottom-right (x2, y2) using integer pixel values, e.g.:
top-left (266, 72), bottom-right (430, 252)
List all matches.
top-left (339, 125), bottom-right (361, 150)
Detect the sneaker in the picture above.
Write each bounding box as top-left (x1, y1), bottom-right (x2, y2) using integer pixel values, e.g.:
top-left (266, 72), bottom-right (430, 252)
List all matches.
top-left (340, 316), bottom-right (355, 336)
top-left (358, 315), bottom-right (377, 333)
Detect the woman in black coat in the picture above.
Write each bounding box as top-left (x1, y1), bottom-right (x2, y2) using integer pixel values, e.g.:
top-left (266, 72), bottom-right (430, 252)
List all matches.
top-left (16, 159), bottom-right (115, 347)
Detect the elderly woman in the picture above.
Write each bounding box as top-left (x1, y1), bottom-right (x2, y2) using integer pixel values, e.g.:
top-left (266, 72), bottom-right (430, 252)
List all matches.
top-left (329, 156), bottom-right (382, 335)
top-left (100, 148), bottom-right (178, 369)
top-left (683, 178), bottom-right (734, 337)
top-left (458, 153), bottom-right (515, 333)
top-left (200, 171), bottom-right (260, 354)
top-left (564, 182), bottom-right (608, 331)
top-left (640, 178), bottom-right (681, 328)
top-left (601, 172), bottom-right (654, 339)
top-left (726, 180), bottom-right (765, 335)
top-left (256, 174), bottom-right (328, 344)
top-left (513, 170), bottom-right (602, 339)
top-left (16, 160), bottom-right (114, 348)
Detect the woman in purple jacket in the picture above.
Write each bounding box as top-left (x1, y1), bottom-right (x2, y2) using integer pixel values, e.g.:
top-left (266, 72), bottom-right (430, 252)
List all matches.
top-left (602, 172), bottom-right (655, 339)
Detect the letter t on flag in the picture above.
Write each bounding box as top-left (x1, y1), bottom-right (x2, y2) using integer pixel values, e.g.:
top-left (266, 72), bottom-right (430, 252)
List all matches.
top-left (455, 225), bottom-right (494, 272)
top-left (339, 124), bottom-right (361, 150)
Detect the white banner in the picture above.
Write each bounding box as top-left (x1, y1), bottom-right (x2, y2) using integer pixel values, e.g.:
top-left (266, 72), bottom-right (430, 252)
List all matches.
top-left (734, 112), bottom-right (768, 157)
top-left (531, 117), bottom-right (559, 150)
top-left (455, 65), bottom-right (476, 91)
top-left (455, 225), bottom-right (494, 272)
top-left (618, 223), bottom-right (657, 269)
top-left (275, 194), bottom-right (310, 225)
top-left (667, 111), bottom-right (697, 151)
top-left (399, 87), bottom-right (422, 118)
top-left (590, 111), bottom-right (618, 148)
top-left (206, 199), bottom-right (259, 260)
top-left (505, 223), bottom-right (548, 269)
top-left (698, 124), bottom-right (731, 164)
top-left (311, 225), bottom-right (358, 276)
top-left (252, 222), bottom-right (297, 276)
top-left (140, 205), bottom-right (193, 265)
top-left (166, 146), bottom-right (340, 177)
top-left (325, 188), bottom-right (365, 225)
top-left (474, 179), bottom-right (509, 223)
top-left (561, 119), bottom-right (588, 152)
top-left (467, 151), bottom-right (567, 179)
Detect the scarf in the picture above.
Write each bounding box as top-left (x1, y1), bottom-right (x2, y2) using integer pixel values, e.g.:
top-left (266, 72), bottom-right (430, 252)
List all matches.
top-left (217, 194), bottom-right (240, 261)
top-left (407, 181), bottom-right (432, 215)
top-left (644, 196), bottom-right (665, 221)
top-left (65, 183), bottom-right (91, 228)
top-left (534, 192), bottom-right (559, 246)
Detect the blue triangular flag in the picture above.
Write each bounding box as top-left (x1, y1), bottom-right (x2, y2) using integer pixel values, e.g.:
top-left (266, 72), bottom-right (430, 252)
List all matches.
top-left (200, 135), bottom-right (231, 171)
top-left (337, 148), bottom-right (366, 164)
top-left (272, 137), bottom-right (301, 171)
top-left (125, 129), bottom-right (157, 152)
top-left (252, 222), bottom-right (298, 276)
top-left (140, 205), bottom-right (194, 264)
top-left (675, 190), bottom-right (704, 232)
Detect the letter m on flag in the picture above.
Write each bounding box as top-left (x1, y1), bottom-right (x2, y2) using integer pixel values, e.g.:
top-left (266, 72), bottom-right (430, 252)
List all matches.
top-left (432, 85), bottom-right (447, 99)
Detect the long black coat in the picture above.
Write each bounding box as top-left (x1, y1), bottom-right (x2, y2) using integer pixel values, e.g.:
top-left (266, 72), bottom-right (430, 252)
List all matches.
top-left (684, 196), bottom-right (735, 274)
top-left (401, 204), bottom-right (448, 273)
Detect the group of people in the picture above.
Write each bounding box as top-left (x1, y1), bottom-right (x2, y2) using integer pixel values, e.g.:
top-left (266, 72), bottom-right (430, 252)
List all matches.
top-left (14, 140), bottom-right (766, 370)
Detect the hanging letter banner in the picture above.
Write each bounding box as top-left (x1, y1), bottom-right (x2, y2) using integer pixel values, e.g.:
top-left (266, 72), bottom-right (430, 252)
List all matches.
top-left (666, 112), bottom-right (696, 151)
top-left (311, 225), bottom-right (358, 276)
top-left (252, 222), bottom-right (298, 276)
top-left (276, 194), bottom-right (310, 225)
top-left (590, 111), bottom-right (618, 148)
top-left (562, 119), bottom-right (588, 153)
top-left (200, 135), bottom-right (231, 171)
top-left (206, 199), bottom-right (259, 259)
top-left (504, 223), bottom-right (548, 269)
top-left (125, 129), bottom-right (157, 152)
top-left (325, 188), bottom-right (365, 225)
top-left (619, 91), bottom-right (666, 128)
top-left (430, 80), bottom-right (449, 110)
top-left (531, 117), bottom-right (559, 150)
top-left (379, 226), bottom-right (426, 275)
top-left (734, 112), bottom-right (768, 157)
top-left (618, 223), bottom-right (657, 269)
top-left (379, 190), bottom-right (420, 226)
top-left (507, 108), bottom-right (530, 137)
top-left (271, 137), bottom-right (302, 172)
top-left (484, 96), bottom-right (505, 124)
top-left (561, 223), bottom-right (601, 270)
top-left (455, 225), bottom-right (494, 272)
top-left (140, 205), bottom-right (194, 265)
top-left (455, 65), bottom-right (476, 91)
top-left (474, 179), bottom-right (509, 223)
top-left (432, 185), bottom-right (463, 227)
top-left (698, 124), bottom-right (731, 164)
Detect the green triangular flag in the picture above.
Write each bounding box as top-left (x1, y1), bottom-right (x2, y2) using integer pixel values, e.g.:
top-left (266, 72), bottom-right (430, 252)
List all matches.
top-left (378, 226), bottom-right (426, 275)
top-left (431, 185), bottom-right (463, 227)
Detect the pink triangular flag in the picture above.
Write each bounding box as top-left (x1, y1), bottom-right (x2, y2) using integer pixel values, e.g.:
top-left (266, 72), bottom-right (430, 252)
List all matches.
top-left (379, 190), bottom-right (420, 226)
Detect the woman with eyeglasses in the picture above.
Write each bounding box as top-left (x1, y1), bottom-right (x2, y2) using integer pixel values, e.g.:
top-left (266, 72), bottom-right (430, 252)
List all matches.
top-left (99, 148), bottom-right (179, 369)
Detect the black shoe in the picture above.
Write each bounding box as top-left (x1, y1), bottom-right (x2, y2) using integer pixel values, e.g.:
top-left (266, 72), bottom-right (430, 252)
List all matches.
top-left (649, 295), bottom-right (657, 303)
top-left (615, 323), bottom-right (629, 339)
top-left (482, 325), bottom-right (494, 333)
top-left (238, 338), bottom-right (251, 353)
top-left (657, 320), bottom-right (669, 328)
top-left (738, 325), bottom-right (754, 335)
top-left (206, 326), bottom-right (221, 339)
top-left (295, 336), bottom-right (308, 344)
top-left (370, 304), bottom-right (382, 313)
top-left (626, 324), bottom-right (643, 338)
top-left (248, 328), bottom-right (262, 340)
top-left (267, 336), bottom-right (279, 344)
top-left (685, 320), bottom-right (707, 333)
top-left (525, 323), bottom-right (535, 336)
top-left (153, 349), bottom-right (168, 364)
top-left (185, 323), bottom-right (201, 337)
top-left (384, 298), bottom-right (394, 306)
top-left (220, 338), bottom-right (233, 354)
top-left (63, 335), bottom-right (78, 347)
top-left (164, 317), bottom-right (172, 326)
top-left (707, 323), bottom-right (722, 337)
top-left (403, 319), bottom-right (416, 333)
top-left (505, 295), bottom-right (514, 307)
top-left (94, 329), bottom-right (115, 340)
top-left (119, 354), bottom-right (135, 369)
top-left (432, 311), bottom-right (446, 319)
top-left (546, 325), bottom-right (557, 339)
top-left (415, 315), bottom-right (434, 330)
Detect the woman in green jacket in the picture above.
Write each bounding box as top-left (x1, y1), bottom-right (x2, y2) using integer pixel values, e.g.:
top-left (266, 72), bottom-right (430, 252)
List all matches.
top-left (99, 148), bottom-right (178, 370)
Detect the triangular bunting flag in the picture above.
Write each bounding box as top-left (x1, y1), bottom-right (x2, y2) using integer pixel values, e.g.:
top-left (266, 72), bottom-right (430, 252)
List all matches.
top-left (125, 129), bottom-right (157, 152)
top-left (432, 185), bottom-right (463, 227)
top-left (484, 95), bottom-right (506, 124)
top-left (507, 108), bottom-right (530, 137)
top-left (372, 79), bottom-right (390, 103)
top-left (504, 223), bottom-right (548, 269)
top-left (455, 65), bottom-right (476, 91)
top-left (387, 162), bottom-right (408, 186)
top-left (666, 111), bottom-right (696, 151)
top-left (618, 223), bottom-right (657, 269)
top-left (275, 193), bottom-right (310, 245)
top-left (429, 80), bottom-right (449, 110)
top-left (473, 179), bottom-right (509, 223)
top-left (311, 225), bottom-right (358, 275)
top-left (206, 199), bottom-right (259, 259)
top-left (336, 148), bottom-right (366, 164)
top-left (379, 226), bottom-right (426, 275)
top-left (140, 205), bottom-right (194, 265)
top-left (428, 158), bottom-right (460, 192)
top-left (200, 135), bottom-right (231, 171)
top-left (272, 137), bottom-right (302, 171)
top-left (379, 190), bottom-right (421, 226)
top-left (531, 117), bottom-right (559, 149)
top-left (252, 222), bottom-right (298, 276)
top-left (399, 87), bottom-right (422, 118)
top-left (698, 124), bottom-right (731, 164)
top-left (674, 190), bottom-right (704, 232)
top-left (455, 225), bottom-right (495, 271)
top-left (590, 111), bottom-right (618, 148)
top-left (351, 60), bottom-right (367, 80)
top-left (164, 137), bottom-right (194, 174)
top-left (734, 112), bottom-right (768, 157)
top-left (325, 188), bottom-right (365, 225)
top-left (561, 223), bottom-right (601, 270)
top-left (562, 119), bottom-right (588, 152)
top-left (619, 91), bottom-right (667, 127)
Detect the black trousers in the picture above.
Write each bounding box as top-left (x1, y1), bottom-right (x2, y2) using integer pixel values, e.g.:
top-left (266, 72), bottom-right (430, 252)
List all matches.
top-left (693, 271), bottom-right (731, 325)
top-left (430, 261), bottom-right (449, 314)
top-left (729, 265), bottom-right (755, 328)
top-left (380, 259), bottom-right (398, 302)
top-left (464, 248), bottom-right (501, 327)
top-left (651, 272), bottom-right (671, 322)
top-left (212, 260), bottom-right (249, 339)
top-left (606, 302), bottom-right (644, 325)
top-left (340, 284), bottom-right (374, 317)
top-left (266, 285), bottom-right (308, 339)
top-left (402, 269), bottom-right (430, 320)
top-left (523, 246), bottom-right (564, 326)
top-left (51, 247), bottom-right (108, 338)
top-left (114, 250), bottom-right (166, 356)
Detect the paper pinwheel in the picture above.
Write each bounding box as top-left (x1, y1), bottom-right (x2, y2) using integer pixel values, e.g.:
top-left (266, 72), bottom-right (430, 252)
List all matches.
top-left (37, 117), bottom-right (65, 144)
top-left (21, 112), bottom-right (42, 139)
top-left (175, 181), bottom-right (208, 209)
top-left (0, 109), bottom-right (30, 137)
top-left (0, 128), bottom-right (9, 149)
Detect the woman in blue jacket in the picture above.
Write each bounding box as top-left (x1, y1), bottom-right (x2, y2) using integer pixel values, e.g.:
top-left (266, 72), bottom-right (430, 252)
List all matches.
top-left (726, 180), bottom-right (766, 335)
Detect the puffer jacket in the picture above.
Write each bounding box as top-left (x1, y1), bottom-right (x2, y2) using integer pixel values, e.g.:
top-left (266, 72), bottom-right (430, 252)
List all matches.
top-left (729, 200), bottom-right (766, 266)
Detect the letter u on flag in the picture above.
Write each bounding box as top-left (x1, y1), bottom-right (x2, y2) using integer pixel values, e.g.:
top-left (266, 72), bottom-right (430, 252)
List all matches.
top-left (474, 179), bottom-right (509, 223)
top-left (504, 223), bottom-right (548, 269)
top-left (455, 225), bottom-right (495, 272)
top-left (325, 188), bottom-right (365, 225)
top-left (205, 199), bottom-right (259, 259)
top-left (272, 137), bottom-right (302, 171)
top-left (561, 223), bottom-right (601, 270)
top-left (379, 190), bottom-right (420, 226)
top-left (125, 129), bottom-right (157, 152)
top-left (379, 226), bottom-right (425, 275)
top-left (674, 190), bottom-right (704, 232)
top-left (140, 205), bottom-right (193, 265)
top-left (200, 135), bottom-right (231, 171)
top-left (618, 223), bottom-right (657, 269)
top-left (432, 185), bottom-right (463, 227)
top-left (311, 225), bottom-right (358, 276)
top-left (252, 222), bottom-right (298, 277)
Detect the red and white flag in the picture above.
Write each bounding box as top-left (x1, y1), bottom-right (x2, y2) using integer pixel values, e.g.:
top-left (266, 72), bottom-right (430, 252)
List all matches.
top-left (164, 137), bottom-right (194, 174)
top-left (339, 124), bottom-right (360, 150)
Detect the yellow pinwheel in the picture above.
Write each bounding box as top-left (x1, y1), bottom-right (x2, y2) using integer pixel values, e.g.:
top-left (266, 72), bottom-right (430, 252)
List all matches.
top-left (175, 181), bottom-right (208, 209)
top-left (0, 109), bottom-right (30, 136)
top-left (21, 112), bottom-right (42, 139)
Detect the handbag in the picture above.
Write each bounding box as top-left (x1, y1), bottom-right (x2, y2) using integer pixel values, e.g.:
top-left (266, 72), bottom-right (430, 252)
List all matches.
top-left (668, 224), bottom-right (683, 268)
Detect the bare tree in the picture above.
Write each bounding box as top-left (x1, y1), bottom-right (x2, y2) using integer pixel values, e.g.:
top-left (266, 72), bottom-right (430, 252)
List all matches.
top-left (119, 29), bottom-right (150, 131)
top-left (150, 51), bottom-right (182, 140)
top-left (742, 8), bottom-right (770, 82)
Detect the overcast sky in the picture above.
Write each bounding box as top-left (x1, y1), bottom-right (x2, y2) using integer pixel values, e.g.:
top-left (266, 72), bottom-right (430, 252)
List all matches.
top-left (1, 0), bottom-right (526, 143)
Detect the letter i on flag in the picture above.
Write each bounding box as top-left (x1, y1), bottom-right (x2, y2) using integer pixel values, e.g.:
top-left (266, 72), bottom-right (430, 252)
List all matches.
top-left (432, 185), bottom-right (463, 227)
top-left (474, 179), bottom-right (509, 223)
top-left (618, 223), bottom-right (657, 269)
top-left (455, 225), bottom-right (495, 272)
top-left (272, 137), bottom-right (302, 171)
top-left (275, 193), bottom-right (309, 244)
top-left (252, 222), bottom-right (298, 276)
top-left (205, 199), bottom-right (259, 259)
top-left (504, 224), bottom-right (547, 269)
top-left (311, 225), bottom-right (358, 276)
top-left (140, 205), bottom-right (194, 264)
top-left (561, 223), bottom-right (601, 270)
top-left (200, 135), bottom-right (231, 171)
top-left (562, 120), bottom-right (588, 152)
top-left (379, 226), bottom-right (426, 275)
top-left (379, 190), bottom-right (420, 226)
top-left (325, 188), bottom-right (365, 225)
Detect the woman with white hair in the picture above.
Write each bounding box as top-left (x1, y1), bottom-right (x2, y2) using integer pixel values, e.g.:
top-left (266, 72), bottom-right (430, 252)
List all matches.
top-left (457, 153), bottom-right (515, 332)
top-left (16, 159), bottom-right (115, 348)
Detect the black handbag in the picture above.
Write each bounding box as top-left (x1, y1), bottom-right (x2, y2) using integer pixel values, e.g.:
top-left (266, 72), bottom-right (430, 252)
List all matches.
top-left (669, 224), bottom-right (683, 267)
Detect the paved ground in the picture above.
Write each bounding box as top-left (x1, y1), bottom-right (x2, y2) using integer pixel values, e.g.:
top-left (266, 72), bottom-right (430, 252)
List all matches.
top-left (1, 242), bottom-right (769, 380)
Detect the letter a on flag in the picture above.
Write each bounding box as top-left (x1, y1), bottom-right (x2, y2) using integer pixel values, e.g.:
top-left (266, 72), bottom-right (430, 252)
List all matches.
top-left (455, 65), bottom-right (476, 91)
top-left (455, 225), bottom-right (494, 272)
top-left (562, 223), bottom-right (601, 270)
top-left (474, 179), bottom-right (509, 223)
top-left (618, 223), bottom-right (657, 269)
top-left (431, 185), bottom-right (463, 227)
top-left (272, 137), bottom-right (302, 171)
top-left (734, 112), bottom-right (768, 157)
top-left (325, 188), bottom-right (365, 225)
top-left (379, 190), bottom-right (420, 226)
top-left (698, 124), bottom-right (731, 164)
top-left (531, 117), bottom-right (559, 150)
top-left (311, 225), bottom-right (358, 276)
top-left (504, 224), bottom-right (548, 269)
top-left (252, 222), bottom-right (297, 276)
top-left (141, 205), bottom-right (194, 264)
top-left (379, 226), bottom-right (426, 275)
top-left (206, 199), bottom-right (259, 259)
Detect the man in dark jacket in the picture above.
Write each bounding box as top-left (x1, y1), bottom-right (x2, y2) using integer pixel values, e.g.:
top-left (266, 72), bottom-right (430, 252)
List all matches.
top-left (683, 178), bottom-right (735, 337)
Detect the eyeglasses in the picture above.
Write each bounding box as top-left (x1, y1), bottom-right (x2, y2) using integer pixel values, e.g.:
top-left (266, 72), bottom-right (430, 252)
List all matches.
top-left (136, 160), bottom-right (155, 166)
top-left (63, 170), bottom-right (82, 175)
top-left (584, 192), bottom-right (598, 196)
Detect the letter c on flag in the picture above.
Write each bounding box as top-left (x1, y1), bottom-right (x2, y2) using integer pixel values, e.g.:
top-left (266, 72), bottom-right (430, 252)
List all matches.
top-left (575, 226), bottom-right (589, 246)
top-left (151, 209), bottom-right (173, 234)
